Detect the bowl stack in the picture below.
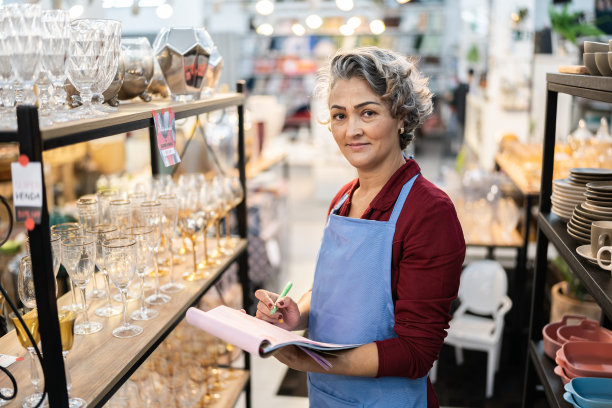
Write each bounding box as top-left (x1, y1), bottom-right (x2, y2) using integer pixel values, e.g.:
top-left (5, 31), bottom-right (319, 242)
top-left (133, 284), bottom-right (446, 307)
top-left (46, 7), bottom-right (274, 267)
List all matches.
top-left (564, 377), bottom-right (612, 408)
top-left (552, 178), bottom-right (586, 221)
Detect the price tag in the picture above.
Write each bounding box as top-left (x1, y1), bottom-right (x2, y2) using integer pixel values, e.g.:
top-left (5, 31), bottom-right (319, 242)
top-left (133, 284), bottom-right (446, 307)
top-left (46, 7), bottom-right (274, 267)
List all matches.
top-left (152, 108), bottom-right (180, 167)
top-left (11, 155), bottom-right (43, 231)
top-left (0, 354), bottom-right (23, 368)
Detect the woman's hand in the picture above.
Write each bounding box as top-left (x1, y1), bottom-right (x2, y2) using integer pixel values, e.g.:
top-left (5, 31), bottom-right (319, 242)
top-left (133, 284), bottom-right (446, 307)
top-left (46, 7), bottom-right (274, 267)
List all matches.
top-left (254, 289), bottom-right (301, 331)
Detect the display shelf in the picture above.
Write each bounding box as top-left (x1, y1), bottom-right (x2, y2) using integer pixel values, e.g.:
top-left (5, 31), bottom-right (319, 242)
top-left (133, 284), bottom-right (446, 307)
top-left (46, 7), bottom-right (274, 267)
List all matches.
top-left (528, 340), bottom-right (571, 408)
top-left (0, 93), bottom-right (244, 149)
top-left (246, 152), bottom-right (287, 180)
top-left (495, 153), bottom-right (540, 197)
top-left (215, 369), bottom-right (250, 408)
top-left (0, 240), bottom-right (246, 408)
top-left (548, 73), bottom-right (612, 103)
top-left (538, 212), bottom-right (612, 320)
top-left (464, 228), bottom-right (523, 248)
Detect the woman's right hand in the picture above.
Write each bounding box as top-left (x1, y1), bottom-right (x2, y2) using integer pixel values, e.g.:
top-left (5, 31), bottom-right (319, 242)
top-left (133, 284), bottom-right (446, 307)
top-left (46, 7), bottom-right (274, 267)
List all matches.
top-left (254, 289), bottom-right (301, 331)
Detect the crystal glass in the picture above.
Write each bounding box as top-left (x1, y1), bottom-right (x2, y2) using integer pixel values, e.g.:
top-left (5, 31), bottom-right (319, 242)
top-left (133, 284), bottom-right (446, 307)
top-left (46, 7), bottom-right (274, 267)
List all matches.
top-left (141, 201), bottom-right (171, 305)
top-left (159, 193), bottom-right (184, 293)
top-left (58, 310), bottom-right (87, 408)
top-left (199, 182), bottom-right (220, 269)
top-left (128, 192), bottom-right (147, 226)
top-left (61, 236), bottom-right (102, 335)
top-left (173, 351), bottom-right (206, 407)
top-left (0, 7), bottom-right (16, 130)
top-left (123, 226), bottom-right (158, 321)
top-left (7, 4), bottom-right (42, 106)
top-left (210, 177), bottom-right (230, 259)
top-left (41, 9), bottom-right (71, 122)
top-left (77, 196), bottom-right (105, 300)
top-left (86, 224), bottom-right (121, 317)
top-left (103, 237), bottom-right (143, 338)
top-left (226, 175), bottom-right (244, 248)
top-left (10, 309), bottom-right (43, 408)
top-left (109, 199), bottom-right (131, 229)
top-left (18, 255), bottom-right (36, 309)
top-left (66, 19), bottom-right (105, 119)
top-left (178, 191), bottom-right (205, 280)
top-left (51, 222), bottom-right (83, 313)
top-left (97, 188), bottom-right (118, 224)
top-left (91, 19), bottom-right (121, 113)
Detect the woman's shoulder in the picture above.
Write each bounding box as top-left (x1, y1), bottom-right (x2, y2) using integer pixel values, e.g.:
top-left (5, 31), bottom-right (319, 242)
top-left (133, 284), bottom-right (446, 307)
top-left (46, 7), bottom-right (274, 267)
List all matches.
top-left (409, 174), bottom-right (455, 213)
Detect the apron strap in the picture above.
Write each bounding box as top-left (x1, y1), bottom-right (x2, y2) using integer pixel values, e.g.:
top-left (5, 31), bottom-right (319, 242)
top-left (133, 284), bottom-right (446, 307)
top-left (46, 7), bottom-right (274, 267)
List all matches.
top-left (332, 193), bottom-right (349, 214)
top-left (388, 174), bottom-right (419, 225)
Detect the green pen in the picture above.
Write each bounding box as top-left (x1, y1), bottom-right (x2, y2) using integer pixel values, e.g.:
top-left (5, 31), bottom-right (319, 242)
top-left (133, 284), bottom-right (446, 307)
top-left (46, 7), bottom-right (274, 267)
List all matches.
top-left (270, 281), bottom-right (293, 315)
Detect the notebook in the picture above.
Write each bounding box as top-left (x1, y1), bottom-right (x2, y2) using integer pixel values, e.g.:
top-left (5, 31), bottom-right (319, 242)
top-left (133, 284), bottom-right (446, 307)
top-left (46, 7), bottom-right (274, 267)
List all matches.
top-left (185, 305), bottom-right (363, 370)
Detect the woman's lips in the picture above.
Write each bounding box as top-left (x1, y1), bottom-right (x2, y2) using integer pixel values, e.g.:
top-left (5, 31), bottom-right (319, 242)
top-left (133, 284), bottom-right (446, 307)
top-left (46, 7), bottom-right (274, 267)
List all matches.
top-left (346, 143), bottom-right (369, 151)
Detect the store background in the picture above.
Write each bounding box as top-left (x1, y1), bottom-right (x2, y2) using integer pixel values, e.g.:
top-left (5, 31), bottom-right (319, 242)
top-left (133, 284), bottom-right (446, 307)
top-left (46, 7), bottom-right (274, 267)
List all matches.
top-left (0, 0), bottom-right (611, 407)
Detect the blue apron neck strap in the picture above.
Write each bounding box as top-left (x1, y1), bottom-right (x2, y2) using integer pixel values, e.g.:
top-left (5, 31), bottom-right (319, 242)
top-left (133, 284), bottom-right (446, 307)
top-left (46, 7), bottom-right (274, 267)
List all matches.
top-left (402, 151), bottom-right (414, 160)
top-left (388, 173), bottom-right (419, 225)
top-left (332, 193), bottom-right (349, 214)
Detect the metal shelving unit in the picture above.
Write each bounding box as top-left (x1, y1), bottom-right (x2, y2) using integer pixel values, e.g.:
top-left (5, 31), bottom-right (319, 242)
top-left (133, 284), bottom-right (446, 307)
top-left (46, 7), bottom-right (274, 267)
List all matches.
top-left (522, 73), bottom-right (612, 408)
top-left (0, 83), bottom-right (252, 407)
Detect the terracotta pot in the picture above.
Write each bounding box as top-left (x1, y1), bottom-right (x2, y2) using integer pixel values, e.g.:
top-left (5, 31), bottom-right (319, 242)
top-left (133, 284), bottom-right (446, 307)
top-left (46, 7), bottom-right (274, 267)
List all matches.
top-left (550, 281), bottom-right (601, 323)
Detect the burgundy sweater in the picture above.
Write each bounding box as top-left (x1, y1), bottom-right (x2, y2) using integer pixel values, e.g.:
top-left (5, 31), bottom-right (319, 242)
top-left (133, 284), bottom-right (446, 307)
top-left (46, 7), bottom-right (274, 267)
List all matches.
top-left (328, 159), bottom-right (465, 407)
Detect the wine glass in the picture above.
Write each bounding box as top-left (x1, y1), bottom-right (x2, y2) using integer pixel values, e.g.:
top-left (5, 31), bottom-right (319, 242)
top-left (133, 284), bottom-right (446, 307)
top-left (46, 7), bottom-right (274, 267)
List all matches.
top-left (172, 351), bottom-right (206, 407)
top-left (9, 309), bottom-right (43, 408)
top-left (199, 182), bottom-right (220, 269)
top-left (61, 236), bottom-right (102, 335)
top-left (0, 7), bottom-right (15, 130)
top-left (58, 310), bottom-right (87, 407)
top-left (77, 196), bottom-right (105, 300)
top-left (141, 201), bottom-right (170, 305)
top-left (86, 224), bottom-right (121, 318)
top-left (123, 226), bottom-right (158, 321)
top-left (226, 174), bottom-right (244, 249)
top-left (18, 255), bottom-right (36, 309)
top-left (90, 19), bottom-right (121, 113)
top-left (97, 188), bottom-right (118, 225)
top-left (178, 191), bottom-right (206, 280)
top-left (51, 222), bottom-right (84, 313)
top-left (41, 9), bottom-right (70, 122)
top-left (128, 192), bottom-right (147, 226)
top-left (109, 199), bottom-right (131, 229)
top-left (103, 236), bottom-right (143, 338)
top-left (159, 193), bottom-right (184, 294)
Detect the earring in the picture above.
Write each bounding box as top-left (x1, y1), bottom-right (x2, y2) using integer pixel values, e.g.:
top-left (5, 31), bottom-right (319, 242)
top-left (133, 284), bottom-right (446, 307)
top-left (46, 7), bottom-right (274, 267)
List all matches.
top-left (399, 127), bottom-right (404, 134)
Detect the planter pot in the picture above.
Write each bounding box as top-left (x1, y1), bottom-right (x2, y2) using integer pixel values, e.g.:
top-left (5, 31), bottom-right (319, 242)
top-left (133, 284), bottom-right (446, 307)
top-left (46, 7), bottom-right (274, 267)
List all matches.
top-left (550, 281), bottom-right (601, 323)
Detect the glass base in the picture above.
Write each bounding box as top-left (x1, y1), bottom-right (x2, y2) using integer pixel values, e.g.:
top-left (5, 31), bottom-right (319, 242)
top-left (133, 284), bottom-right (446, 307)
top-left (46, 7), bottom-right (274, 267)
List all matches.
top-left (60, 303), bottom-right (84, 312)
top-left (183, 271), bottom-right (209, 281)
top-left (148, 267), bottom-right (169, 278)
top-left (0, 388), bottom-right (13, 407)
top-left (145, 293), bottom-right (171, 305)
top-left (75, 321), bottom-right (103, 335)
top-left (197, 259), bottom-right (219, 269)
top-left (68, 397), bottom-right (87, 408)
top-left (22, 392), bottom-right (47, 408)
top-left (87, 288), bottom-right (106, 300)
top-left (130, 307), bottom-right (159, 321)
top-left (95, 304), bottom-right (122, 317)
top-left (113, 291), bottom-right (138, 303)
top-left (160, 282), bottom-right (184, 293)
top-left (112, 323), bottom-right (143, 339)
top-left (70, 104), bottom-right (107, 119)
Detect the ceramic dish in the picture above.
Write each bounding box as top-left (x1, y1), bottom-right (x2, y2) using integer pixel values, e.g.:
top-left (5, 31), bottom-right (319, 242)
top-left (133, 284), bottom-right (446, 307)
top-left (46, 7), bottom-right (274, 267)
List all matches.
top-left (570, 168), bottom-right (612, 177)
top-left (585, 199), bottom-right (612, 208)
top-left (557, 320), bottom-right (612, 344)
top-left (566, 377), bottom-right (612, 408)
top-left (584, 192), bottom-right (612, 202)
top-left (576, 245), bottom-right (599, 264)
top-left (560, 341), bottom-right (612, 378)
top-left (584, 41), bottom-right (609, 53)
top-left (568, 219), bottom-right (590, 235)
top-left (555, 178), bottom-right (587, 192)
top-left (595, 52), bottom-right (612, 76)
top-left (575, 205), bottom-right (612, 221)
top-left (554, 365), bottom-right (573, 385)
top-left (552, 195), bottom-right (584, 206)
top-left (581, 203), bottom-right (612, 218)
top-left (587, 181), bottom-right (612, 192)
top-left (571, 215), bottom-right (592, 230)
top-left (567, 227), bottom-right (590, 244)
top-left (542, 315), bottom-right (588, 359)
top-left (563, 391), bottom-right (580, 408)
top-left (553, 209), bottom-right (572, 221)
top-left (567, 223), bottom-right (590, 240)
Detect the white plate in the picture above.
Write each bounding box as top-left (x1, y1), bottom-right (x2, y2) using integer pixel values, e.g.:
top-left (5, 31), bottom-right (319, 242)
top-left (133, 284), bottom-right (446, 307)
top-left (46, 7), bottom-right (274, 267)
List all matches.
top-left (587, 181), bottom-right (612, 193)
top-left (585, 198), bottom-right (612, 208)
top-left (567, 226), bottom-right (590, 244)
top-left (571, 215), bottom-right (592, 230)
top-left (575, 204), bottom-right (612, 221)
top-left (569, 219), bottom-right (590, 235)
top-left (552, 190), bottom-right (584, 201)
top-left (576, 245), bottom-right (599, 264)
top-left (552, 208), bottom-right (572, 221)
top-left (554, 178), bottom-right (586, 192)
top-left (552, 204), bottom-right (574, 215)
top-left (570, 168), bottom-right (612, 177)
top-left (583, 202), bottom-right (612, 214)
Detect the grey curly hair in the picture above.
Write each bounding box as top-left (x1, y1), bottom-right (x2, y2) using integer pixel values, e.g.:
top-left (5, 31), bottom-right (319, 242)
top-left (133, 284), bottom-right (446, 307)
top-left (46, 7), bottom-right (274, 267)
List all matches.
top-left (315, 47), bottom-right (433, 149)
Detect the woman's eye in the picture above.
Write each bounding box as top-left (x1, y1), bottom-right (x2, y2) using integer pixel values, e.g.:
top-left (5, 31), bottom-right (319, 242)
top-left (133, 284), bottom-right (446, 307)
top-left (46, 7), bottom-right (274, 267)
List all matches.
top-left (363, 110), bottom-right (376, 117)
top-left (332, 113), bottom-right (345, 120)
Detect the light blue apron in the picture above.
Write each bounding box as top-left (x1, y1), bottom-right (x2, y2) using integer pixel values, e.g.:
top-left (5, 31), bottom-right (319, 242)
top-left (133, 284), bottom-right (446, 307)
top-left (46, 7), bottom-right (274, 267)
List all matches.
top-left (308, 174), bottom-right (426, 407)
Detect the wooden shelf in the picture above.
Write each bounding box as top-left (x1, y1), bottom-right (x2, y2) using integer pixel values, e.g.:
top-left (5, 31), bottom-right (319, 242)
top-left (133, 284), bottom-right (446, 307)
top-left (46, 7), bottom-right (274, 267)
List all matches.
top-left (0, 93), bottom-right (244, 150)
top-left (548, 73), bottom-right (612, 103)
top-left (495, 153), bottom-right (540, 197)
top-left (538, 212), bottom-right (612, 320)
top-left (529, 340), bottom-right (571, 408)
top-left (246, 153), bottom-right (287, 180)
top-left (216, 369), bottom-right (250, 408)
top-left (465, 227), bottom-right (523, 248)
top-left (0, 240), bottom-right (247, 408)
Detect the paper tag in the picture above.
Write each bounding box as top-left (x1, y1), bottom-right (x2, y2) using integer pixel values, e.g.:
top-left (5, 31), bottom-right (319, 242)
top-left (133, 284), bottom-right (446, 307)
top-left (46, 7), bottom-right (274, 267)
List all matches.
top-left (11, 155), bottom-right (43, 230)
top-left (152, 108), bottom-right (180, 167)
top-left (0, 354), bottom-right (23, 368)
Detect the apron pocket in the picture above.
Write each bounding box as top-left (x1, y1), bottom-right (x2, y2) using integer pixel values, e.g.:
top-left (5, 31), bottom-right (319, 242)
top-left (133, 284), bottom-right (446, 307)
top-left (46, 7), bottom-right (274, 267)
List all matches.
top-left (308, 378), bottom-right (364, 407)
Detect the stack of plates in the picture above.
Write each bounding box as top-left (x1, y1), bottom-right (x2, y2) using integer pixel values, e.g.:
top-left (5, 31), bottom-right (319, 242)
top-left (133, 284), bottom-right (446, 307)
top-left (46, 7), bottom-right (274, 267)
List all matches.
top-left (568, 178), bottom-right (612, 245)
top-left (552, 178), bottom-right (586, 221)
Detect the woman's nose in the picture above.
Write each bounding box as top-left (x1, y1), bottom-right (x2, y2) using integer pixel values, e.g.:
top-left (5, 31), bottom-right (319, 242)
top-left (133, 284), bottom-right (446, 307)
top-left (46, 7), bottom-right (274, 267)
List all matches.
top-left (346, 115), bottom-right (363, 137)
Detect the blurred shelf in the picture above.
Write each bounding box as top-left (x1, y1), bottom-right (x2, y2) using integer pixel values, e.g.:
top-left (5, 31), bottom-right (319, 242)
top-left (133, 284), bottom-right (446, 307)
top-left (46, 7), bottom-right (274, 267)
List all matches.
top-left (0, 240), bottom-right (247, 408)
top-left (495, 153), bottom-right (540, 196)
top-left (529, 340), bottom-right (571, 408)
top-left (216, 369), bottom-right (250, 408)
top-left (547, 73), bottom-right (612, 103)
top-left (246, 153), bottom-right (287, 180)
top-left (465, 227), bottom-right (522, 248)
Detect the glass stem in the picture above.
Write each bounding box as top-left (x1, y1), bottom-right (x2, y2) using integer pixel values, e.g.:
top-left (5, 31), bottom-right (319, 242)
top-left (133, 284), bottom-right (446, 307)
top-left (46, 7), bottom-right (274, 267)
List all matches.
top-left (203, 232), bottom-right (209, 264)
top-left (153, 249), bottom-right (160, 296)
top-left (168, 238), bottom-right (175, 284)
top-left (103, 272), bottom-right (113, 308)
top-left (63, 351), bottom-right (72, 398)
top-left (28, 347), bottom-right (39, 393)
top-left (80, 288), bottom-right (89, 326)
top-left (215, 221), bottom-right (221, 250)
top-left (139, 274), bottom-right (146, 313)
top-left (225, 214), bottom-right (231, 246)
top-left (121, 289), bottom-right (129, 327)
top-left (91, 270), bottom-right (101, 292)
top-left (191, 239), bottom-right (197, 273)
top-left (69, 279), bottom-right (78, 307)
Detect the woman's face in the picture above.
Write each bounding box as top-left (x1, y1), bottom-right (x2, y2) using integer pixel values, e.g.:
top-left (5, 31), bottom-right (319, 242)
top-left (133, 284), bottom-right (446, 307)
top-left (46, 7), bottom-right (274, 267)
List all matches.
top-left (329, 77), bottom-right (403, 172)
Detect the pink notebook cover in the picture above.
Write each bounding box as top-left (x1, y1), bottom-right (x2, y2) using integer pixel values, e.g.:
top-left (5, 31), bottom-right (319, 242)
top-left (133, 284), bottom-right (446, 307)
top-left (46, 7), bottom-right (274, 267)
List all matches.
top-left (185, 306), bottom-right (362, 359)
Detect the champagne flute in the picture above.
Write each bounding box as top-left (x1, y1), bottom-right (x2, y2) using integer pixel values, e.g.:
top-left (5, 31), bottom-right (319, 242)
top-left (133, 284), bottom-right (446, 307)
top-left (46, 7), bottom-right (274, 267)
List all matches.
top-left (58, 310), bottom-right (87, 407)
top-left (178, 191), bottom-right (206, 280)
top-left (159, 193), bottom-right (184, 293)
top-left (61, 236), bottom-right (102, 335)
top-left (50, 232), bottom-right (61, 295)
top-left (86, 224), bottom-right (121, 318)
top-left (17, 255), bottom-right (36, 309)
top-left (226, 174), bottom-right (244, 249)
top-left (128, 192), bottom-right (146, 226)
top-left (51, 222), bottom-right (84, 313)
top-left (9, 309), bottom-right (43, 408)
top-left (103, 237), bottom-right (142, 338)
top-left (141, 201), bottom-right (170, 305)
top-left (77, 196), bottom-right (104, 300)
top-left (96, 188), bottom-right (118, 225)
top-left (209, 177), bottom-right (229, 259)
top-left (199, 182), bottom-right (220, 269)
top-left (123, 226), bottom-right (158, 321)
top-left (109, 199), bottom-right (131, 229)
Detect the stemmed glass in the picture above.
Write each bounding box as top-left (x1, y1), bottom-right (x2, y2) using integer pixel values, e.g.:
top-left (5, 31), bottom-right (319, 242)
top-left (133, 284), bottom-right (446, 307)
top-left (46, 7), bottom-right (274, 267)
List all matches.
top-left (123, 226), bottom-right (158, 321)
top-left (128, 192), bottom-right (147, 226)
top-left (77, 196), bottom-right (105, 300)
top-left (61, 236), bottom-right (102, 335)
top-left (41, 9), bottom-right (70, 122)
top-left (141, 201), bottom-right (171, 305)
top-left (0, 7), bottom-right (15, 130)
top-left (86, 224), bottom-right (121, 317)
top-left (159, 193), bottom-right (184, 293)
top-left (9, 309), bottom-right (43, 408)
top-left (172, 351), bottom-right (206, 407)
top-left (109, 198), bottom-right (131, 229)
top-left (91, 20), bottom-right (121, 113)
top-left (51, 222), bottom-right (83, 313)
top-left (178, 191), bottom-right (205, 280)
top-left (58, 310), bottom-right (87, 407)
top-left (103, 236), bottom-right (143, 338)
top-left (199, 182), bottom-right (220, 269)
top-left (210, 177), bottom-right (231, 258)
top-left (97, 188), bottom-right (118, 224)
top-left (225, 175), bottom-right (244, 249)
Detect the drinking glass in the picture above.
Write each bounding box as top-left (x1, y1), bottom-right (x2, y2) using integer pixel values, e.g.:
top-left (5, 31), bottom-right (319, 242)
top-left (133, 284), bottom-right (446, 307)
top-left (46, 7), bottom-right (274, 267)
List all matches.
top-left (0, 8), bottom-right (16, 130)
top-left (77, 196), bottom-right (105, 300)
top-left (141, 201), bottom-right (170, 305)
top-left (10, 309), bottom-right (43, 408)
top-left (86, 224), bottom-right (121, 317)
top-left (178, 191), bottom-right (206, 280)
top-left (128, 192), bottom-right (147, 226)
top-left (91, 20), bottom-right (121, 113)
top-left (66, 19), bottom-right (105, 119)
top-left (159, 193), bottom-right (184, 293)
top-left (50, 232), bottom-right (61, 295)
top-left (61, 236), bottom-right (102, 335)
top-left (58, 310), bottom-right (87, 407)
top-left (41, 9), bottom-right (70, 122)
top-left (226, 175), bottom-right (244, 249)
top-left (97, 188), bottom-right (118, 225)
top-left (51, 222), bottom-right (84, 313)
top-left (7, 4), bottom-right (42, 106)
top-left (18, 255), bottom-right (36, 309)
top-left (109, 199), bottom-right (131, 229)
top-left (199, 182), bottom-right (220, 269)
top-left (103, 237), bottom-right (142, 338)
top-left (123, 226), bottom-right (158, 321)
top-left (172, 351), bottom-right (206, 407)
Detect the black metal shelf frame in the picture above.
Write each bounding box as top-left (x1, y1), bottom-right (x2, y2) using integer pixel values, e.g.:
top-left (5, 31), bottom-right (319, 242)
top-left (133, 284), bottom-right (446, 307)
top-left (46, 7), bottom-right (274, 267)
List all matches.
top-left (9, 82), bottom-right (251, 408)
top-left (522, 73), bottom-right (612, 408)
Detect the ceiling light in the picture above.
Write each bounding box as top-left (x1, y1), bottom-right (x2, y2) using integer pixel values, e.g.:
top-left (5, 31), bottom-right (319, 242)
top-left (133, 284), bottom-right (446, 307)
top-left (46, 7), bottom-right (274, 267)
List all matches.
top-left (339, 24), bottom-right (354, 36)
top-left (156, 3), bottom-right (173, 19)
top-left (347, 16), bottom-right (361, 29)
top-left (396, 0), bottom-right (412, 3)
top-left (369, 19), bottom-right (385, 35)
top-left (256, 23), bottom-right (274, 36)
top-left (69, 4), bottom-right (84, 18)
top-left (305, 14), bottom-right (323, 29)
top-left (255, 0), bottom-right (274, 16)
top-left (292, 23), bottom-right (306, 36)
top-left (336, 0), bottom-right (353, 12)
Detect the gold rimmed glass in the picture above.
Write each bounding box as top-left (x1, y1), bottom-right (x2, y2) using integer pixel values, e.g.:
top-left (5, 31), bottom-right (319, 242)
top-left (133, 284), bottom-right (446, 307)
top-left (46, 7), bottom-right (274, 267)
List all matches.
top-left (77, 196), bottom-right (105, 300)
top-left (96, 188), bottom-right (118, 225)
top-left (178, 191), bottom-right (207, 281)
top-left (10, 309), bottom-right (43, 408)
top-left (51, 222), bottom-right (83, 313)
top-left (86, 224), bottom-right (121, 318)
top-left (61, 235), bottom-right (102, 335)
top-left (225, 175), bottom-right (244, 249)
top-left (141, 201), bottom-right (171, 305)
top-left (196, 182), bottom-right (219, 273)
top-left (208, 177), bottom-right (229, 260)
top-left (159, 193), bottom-right (184, 293)
top-left (123, 226), bottom-right (159, 321)
top-left (109, 198), bottom-right (131, 229)
top-left (58, 310), bottom-right (87, 407)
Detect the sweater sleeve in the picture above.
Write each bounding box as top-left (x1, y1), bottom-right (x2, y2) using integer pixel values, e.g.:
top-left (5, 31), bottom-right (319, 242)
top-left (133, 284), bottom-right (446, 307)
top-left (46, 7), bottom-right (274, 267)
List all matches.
top-left (375, 196), bottom-right (465, 378)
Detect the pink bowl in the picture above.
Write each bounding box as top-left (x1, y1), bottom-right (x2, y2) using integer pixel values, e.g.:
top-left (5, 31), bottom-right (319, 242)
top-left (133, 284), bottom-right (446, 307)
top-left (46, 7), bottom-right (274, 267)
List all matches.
top-left (560, 341), bottom-right (612, 378)
top-left (554, 365), bottom-right (572, 385)
top-left (557, 320), bottom-right (612, 345)
top-left (542, 315), bottom-right (589, 359)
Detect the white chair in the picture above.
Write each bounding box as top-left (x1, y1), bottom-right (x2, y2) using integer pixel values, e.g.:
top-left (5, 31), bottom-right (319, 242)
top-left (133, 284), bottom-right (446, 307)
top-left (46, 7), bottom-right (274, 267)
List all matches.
top-left (429, 260), bottom-right (512, 398)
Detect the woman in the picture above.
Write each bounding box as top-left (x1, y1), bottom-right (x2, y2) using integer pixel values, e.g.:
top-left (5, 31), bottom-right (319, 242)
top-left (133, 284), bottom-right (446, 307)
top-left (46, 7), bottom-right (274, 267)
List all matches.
top-left (255, 47), bottom-right (465, 407)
